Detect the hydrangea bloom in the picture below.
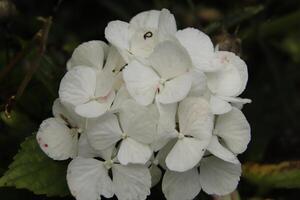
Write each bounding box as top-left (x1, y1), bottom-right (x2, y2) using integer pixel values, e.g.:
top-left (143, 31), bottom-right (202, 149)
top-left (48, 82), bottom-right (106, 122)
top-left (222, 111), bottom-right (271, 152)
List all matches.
top-left (36, 8), bottom-right (251, 200)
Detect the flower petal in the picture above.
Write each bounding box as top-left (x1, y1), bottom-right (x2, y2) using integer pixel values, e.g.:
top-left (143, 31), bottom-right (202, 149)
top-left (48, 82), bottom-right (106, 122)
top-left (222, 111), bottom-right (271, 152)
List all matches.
top-left (166, 137), bottom-right (207, 172)
top-left (157, 9), bottom-right (177, 40)
top-left (210, 95), bottom-right (232, 115)
top-left (189, 70), bottom-right (207, 97)
top-left (67, 40), bottom-right (108, 70)
top-left (199, 156), bottom-right (241, 195)
top-left (149, 41), bottom-right (191, 80)
top-left (157, 73), bottom-right (192, 104)
top-left (130, 10), bottom-right (160, 29)
top-left (86, 113), bottom-right (122, 151)
top-left (75, 91), bottom-right (115, 118)
top-left (105, 20), bottom-right (132, 51)
top-left (117, 138), bottom-right (152, 165)
top-left (123, 60), bottom-right (159, 105)
top-left (78, 134), bottom-right (98, 158)
top-left (178, 97), bottom-right (214, 139)
top-left (112, 164), bottom-right (151, 200)
top-left (36, 118), bottom-right (77, 160)
top-left (207, 51), bottom-right (248, 97)
top-left (150, 164), bottom-right (162, 187)
top-left (176, 28), bottom-right (215, 72)
top-left (215, 107), bottom-right (251, 154)
top-left (67, 157), bottom-right (114, 200)
top-left (207, 135), bottom-right (238, 164)
top-left (162, 168), bottom-right (201, 200)
top-left (59, 66), bottom-right (96, 107)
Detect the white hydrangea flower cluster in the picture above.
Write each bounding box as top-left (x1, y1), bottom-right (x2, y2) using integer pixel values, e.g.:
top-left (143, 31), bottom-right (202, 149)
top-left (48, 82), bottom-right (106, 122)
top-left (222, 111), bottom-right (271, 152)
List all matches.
top-left (36, 9), bottom-right (251, 200)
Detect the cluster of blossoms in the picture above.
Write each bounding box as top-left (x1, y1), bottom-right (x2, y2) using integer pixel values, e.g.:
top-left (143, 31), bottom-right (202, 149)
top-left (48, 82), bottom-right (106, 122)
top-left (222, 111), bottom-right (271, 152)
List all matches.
top-left (36, 9), bottom-right (251, 200)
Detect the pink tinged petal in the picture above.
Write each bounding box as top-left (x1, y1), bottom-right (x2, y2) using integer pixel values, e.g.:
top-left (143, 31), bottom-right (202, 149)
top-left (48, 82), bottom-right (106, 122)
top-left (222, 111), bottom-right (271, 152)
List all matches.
top-left (59, 66), bottom-right (96, 106)
top-left (207, 51), bottom-right (248, 97)
top-left (86, 113), bottom-right (122, 151)
top-left (36, 118), bottom-right (78, 160)
top-left (176, 28), bottom-right (215, 72)
top-left (117, 138), bottom-right (153, 165)
top-left (162, 168), bottom-right (201, 200)
top-left (123, 60), bottom-right (159, 106)
top-left (67, 157), bottom-right (114, 200)
top-left (75, 90), bottom-right (115, 118)
top-left (215, 107), bottom-right (251, 154)
top-left (207, 135), bottom-right (239, 164)
top-left (210, 95), bottom-right (232, 115)
top-left (149, 41), bottom-right (192, 80)
top-left (112, 164), bottom-right (151, 200)
top-left (166, 137), bottom-right (207, 172)
top-left (178, 97), bottom-right (214, 140)
top-left (157, 8), bottom-right (177, 41)
top-left (199, 156), bottom-right (241, 196)
top-left (157, 73), bottom-right (192, 104)
top-left (67, 40), bottom-right (108, 70)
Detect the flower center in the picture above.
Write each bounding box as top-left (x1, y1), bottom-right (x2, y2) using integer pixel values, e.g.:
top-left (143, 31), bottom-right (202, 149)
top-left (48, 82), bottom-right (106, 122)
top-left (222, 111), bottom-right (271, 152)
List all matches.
top-left (121, 132), bottom-right (128, 139)
top-left (178, 132), bottom-right (185, 140)
top-left (104, 160), bottom-right (114, 170)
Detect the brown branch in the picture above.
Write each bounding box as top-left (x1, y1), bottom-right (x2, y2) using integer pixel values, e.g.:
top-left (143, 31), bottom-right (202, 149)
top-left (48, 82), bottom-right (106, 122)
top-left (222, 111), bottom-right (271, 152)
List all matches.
top-left (3, 16), bottom-right (53, 118)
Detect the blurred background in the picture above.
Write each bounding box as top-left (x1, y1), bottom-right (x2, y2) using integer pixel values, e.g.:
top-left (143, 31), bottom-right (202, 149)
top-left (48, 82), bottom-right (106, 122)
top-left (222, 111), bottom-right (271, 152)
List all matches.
top-left (0, 0), bottom-right (300, 199)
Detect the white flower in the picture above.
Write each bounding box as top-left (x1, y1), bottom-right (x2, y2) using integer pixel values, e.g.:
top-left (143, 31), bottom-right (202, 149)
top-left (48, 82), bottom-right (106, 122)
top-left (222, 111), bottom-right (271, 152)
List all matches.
top-left (162, 156), bottom-right (241, 200)
top-left (207, 51), bottom-right (251, 114)
top-left (67, 148), bottom-right (151, 200)
top-left (105, 9), bottom-right (176, 61)
top-left (165, 97), bottom-right (214, 172)
top-left (59, 42), bottom-right (124, 118)
top-left (86, 100), bottom-right (157, 165)
top-left (175, 28), bottom-right (250, 114)
top-left (123, 41), bottom-right (193, 106)
top-left (36, 99), bottom-right (85, 160)
top-left (207, 107), bottom-right (251, 163)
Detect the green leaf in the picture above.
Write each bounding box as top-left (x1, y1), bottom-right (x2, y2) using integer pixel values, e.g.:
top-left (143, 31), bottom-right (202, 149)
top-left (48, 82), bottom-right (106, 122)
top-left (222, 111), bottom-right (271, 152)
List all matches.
top-left (242, 161), bottom-right (300, 189)
top-left (0, 135), bottom-right (70, 197)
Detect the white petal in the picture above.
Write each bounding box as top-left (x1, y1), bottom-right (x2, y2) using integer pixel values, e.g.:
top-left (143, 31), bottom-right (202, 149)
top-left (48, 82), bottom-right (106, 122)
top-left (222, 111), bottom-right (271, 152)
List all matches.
top-left (210, 95), bottom-right (232, 115)
top-left (166, 138), bottom-right (207, 172)
top-left (156, 140), bottom-right (176, 170)
top-left (67, 157), bottom-right (114, 200)
top-left (105, 20), bottom-right (131, 51)
top-left (112, 164), bottom-right (151, 200)
top-left (150, 164), bottom-right (162, 187)
top-left (149, 41), bottom-right (191, 80)
top-left (117, 138), bottom-right (152, 165)
top-left (157, 73), bottom-right (192, 104)
top-left (215, 107), bottom-right (251, 154)
top-left (110, 86), bottom-right (131, 112)
top-left (162, 168), bottom-right (201, 200)
top-left (178, 97), bottom-right (214, 139)
top-left (176, 28), bottom-right (215, 72)
top-left (123, 60), bottom-right (159, 105)
top-left (36, 118), bottom-right (77, 160)
top-left (52, 98), bottom-right (85, 129)
top-left (207, 51), bottom-right (248, 97)
top-left (130, 10), bottom-right (160, 29)
top-left (189, 70), bottom-right (207, 97)
top-left (78, 134), bottom-right (98, 158)
top-left (157, 9), bottom-right (177, 40)
top-left (86, 113), bottom-right (122, 151)
top-left (199, 156), bottom-right (241, 195)
top-left (207, 135), bottom-right (238, 164)
top-left (67, 40), bottom-right (108, 70)
top-left (104, 46), bottom-right (126, 72)
top-left (152, 102), bottom-right (177, 151)
top-left (75, 91), bottom-right (115, 118)
top-left (59, 66), bottom-right (96, 106)
top-left (119, 100), bottom-right (157, 144)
